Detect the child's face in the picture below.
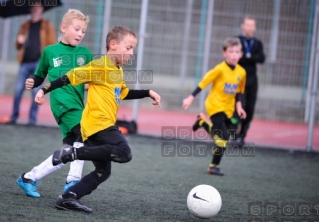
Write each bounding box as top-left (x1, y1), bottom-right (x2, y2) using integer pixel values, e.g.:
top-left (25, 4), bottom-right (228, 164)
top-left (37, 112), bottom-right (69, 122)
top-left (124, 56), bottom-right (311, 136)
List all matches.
top-left (61, 19), bottom-right (87, 46)
top-left (110, 34), bottom-right (137, 65)
top-left (223, 45), bottom-right (242, 66)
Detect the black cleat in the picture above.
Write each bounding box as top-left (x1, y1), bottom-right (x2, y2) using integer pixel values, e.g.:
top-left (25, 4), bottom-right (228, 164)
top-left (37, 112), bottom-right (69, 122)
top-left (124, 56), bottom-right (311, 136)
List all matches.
top-left (55, 194), bottom-right (92, 213)
top-left (207, 166), bottom-right (224, 176)
top-left (192, 113), bottom-right (207, 131)
top-left (52, 144), bottom-right (76, 166)
top-left (235, 137), bottom-right (244, 146)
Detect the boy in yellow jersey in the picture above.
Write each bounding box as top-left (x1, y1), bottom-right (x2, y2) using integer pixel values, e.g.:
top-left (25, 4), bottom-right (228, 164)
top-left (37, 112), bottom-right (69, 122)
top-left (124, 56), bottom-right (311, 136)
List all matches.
top-left (182, 37), bottom-right (247, 176)
top-left (33, 26), bottom-right (161, 213)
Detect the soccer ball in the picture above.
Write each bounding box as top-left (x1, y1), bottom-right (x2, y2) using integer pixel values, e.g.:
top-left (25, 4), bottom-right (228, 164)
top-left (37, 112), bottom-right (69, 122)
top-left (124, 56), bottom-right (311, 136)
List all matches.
top-left (187, 184), bottom-right (222, 219)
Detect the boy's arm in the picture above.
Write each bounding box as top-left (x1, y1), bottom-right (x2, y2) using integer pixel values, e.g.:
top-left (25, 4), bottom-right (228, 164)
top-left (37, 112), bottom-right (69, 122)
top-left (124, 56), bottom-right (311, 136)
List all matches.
top-left (235, 93), bottom-right (243, 103)
top-left (25, 48), bottom-right (49, 90)
top-left (31, 75), bottom-right (45, 88)
top-left (41, 60), bottom-right (105, 94)
top-left (235, 72), bottom-right (247, 119)
top-left (182, 68), bottom-right (219, 110)
top-left (41, 75), bottom-right (71, 94)
top-left (34, 76), bottom-right (70, 105)
top-left (188, 67), bottom-right (219, 98)
top-left (123, 89), bottom-right (150, 100)
top-left (120, 82), bottom-right (160, 107)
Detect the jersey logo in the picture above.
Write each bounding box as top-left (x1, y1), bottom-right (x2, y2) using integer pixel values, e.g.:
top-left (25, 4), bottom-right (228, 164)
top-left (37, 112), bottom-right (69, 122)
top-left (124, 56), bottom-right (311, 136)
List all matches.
top-left (114, 87), bottom-right (121, 104)
top-left (77, 56), bottom-right (86, 66)
top-left (237, 76), bottom-right (241, 82)
top-left (193, 193), bottom-right (209, 202)
top-left (53, 57), bottom-right (63, 67)
top-left (224, 83), bottom-right (238, 94)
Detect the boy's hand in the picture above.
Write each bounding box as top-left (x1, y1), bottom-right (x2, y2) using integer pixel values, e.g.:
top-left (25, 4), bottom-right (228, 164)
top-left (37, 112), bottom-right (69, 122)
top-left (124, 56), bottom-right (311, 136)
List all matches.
top-left (237, 106), bottom-right (246, 119)
top-left (84, 84), bottom-right (89, 91)
top-left (35, 89), bottom-right (45, 105)
top-left (182, 95), bottom-right (194, 110)
top-left (236, 101), bottom-right (246, 119)
top-left (25, 78), bottom-right (34, 90)
top-left (149, 90), bottom-right (161, 108)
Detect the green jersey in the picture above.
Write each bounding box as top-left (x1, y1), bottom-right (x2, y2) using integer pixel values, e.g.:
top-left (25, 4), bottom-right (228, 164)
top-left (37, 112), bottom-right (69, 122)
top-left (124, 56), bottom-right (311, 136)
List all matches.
top-left (35, 42), bottom-right (92, 123)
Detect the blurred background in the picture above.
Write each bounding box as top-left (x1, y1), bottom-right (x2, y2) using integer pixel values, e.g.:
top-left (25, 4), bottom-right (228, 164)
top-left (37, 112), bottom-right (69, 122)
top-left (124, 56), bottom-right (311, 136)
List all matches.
top-left (0, 0), bottom-right (318, 150)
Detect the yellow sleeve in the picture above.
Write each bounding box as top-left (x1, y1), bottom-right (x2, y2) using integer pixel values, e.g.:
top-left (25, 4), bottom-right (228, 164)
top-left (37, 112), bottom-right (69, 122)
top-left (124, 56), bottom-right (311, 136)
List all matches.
top-left (120, 81), bottom-right (129, 100)
top-left (66, 60), bottom-right (106, 86)
top-left (198, 67), bottom-right (220, 89)
top-left (237, 71), bottom-right (246, 94)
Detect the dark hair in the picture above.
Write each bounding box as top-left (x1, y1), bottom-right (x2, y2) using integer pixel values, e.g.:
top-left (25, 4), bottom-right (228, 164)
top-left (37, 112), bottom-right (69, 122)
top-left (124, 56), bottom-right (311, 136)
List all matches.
top-left (106, 26), bottom-right (137, 51)
top-left (222, 37), bottom-right (241, 51)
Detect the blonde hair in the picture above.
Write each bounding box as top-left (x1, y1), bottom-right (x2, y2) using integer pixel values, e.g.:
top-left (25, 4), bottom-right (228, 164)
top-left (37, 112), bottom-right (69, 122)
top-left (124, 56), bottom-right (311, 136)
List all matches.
top-left (58, 9), bottom-right (90, 41)
top-left (222, 37), bottom-right (241, 51)
top-left (106, 26), bottom-right (137, 51)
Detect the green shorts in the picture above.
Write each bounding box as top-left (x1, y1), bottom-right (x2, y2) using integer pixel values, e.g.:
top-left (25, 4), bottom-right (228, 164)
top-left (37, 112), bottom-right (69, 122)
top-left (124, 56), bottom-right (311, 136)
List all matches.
top-left (58, 109), bottom-right (83, 139)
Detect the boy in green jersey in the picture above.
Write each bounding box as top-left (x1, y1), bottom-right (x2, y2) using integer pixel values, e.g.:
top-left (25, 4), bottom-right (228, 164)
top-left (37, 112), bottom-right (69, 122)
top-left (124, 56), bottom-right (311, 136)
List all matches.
top-left (16, 9), bottom-right (92, 198)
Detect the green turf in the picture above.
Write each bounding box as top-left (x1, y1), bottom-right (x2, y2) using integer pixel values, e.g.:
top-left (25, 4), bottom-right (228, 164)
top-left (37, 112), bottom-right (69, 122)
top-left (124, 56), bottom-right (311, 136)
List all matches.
top-left (0, 124), bottom-right (318, 221)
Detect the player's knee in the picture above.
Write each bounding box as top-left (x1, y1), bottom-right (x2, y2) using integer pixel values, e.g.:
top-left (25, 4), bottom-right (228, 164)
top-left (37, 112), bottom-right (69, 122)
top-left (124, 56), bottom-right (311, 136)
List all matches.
top-left (121, 153), bottom-right (132, 163)
top-left (124, 153), bottom-right (132, 163)
top-left (114, 153), bottom-right (132, 163)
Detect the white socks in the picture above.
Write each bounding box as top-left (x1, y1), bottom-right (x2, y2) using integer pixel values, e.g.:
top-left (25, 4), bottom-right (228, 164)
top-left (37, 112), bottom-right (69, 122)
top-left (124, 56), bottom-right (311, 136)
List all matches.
top-left (66, 142), bottom-right (84, 183)
top-left (24, 142), bottom-right (85, 183)
top-left (24, 155), bottom-right (64, 181)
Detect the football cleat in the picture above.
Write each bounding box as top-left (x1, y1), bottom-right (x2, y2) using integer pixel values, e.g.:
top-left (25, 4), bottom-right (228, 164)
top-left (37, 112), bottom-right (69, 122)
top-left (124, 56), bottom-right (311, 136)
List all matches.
top-left (16, 173), bottom-right (41, 198)
top-left (55, 194), bottom-right (92, 213)
top-left (63, 180), bottom-right (80, 193)
top-left (207, 166), bottom-right (224, 176)
top-left (52, 144), bottom-right (76, 166)
top-left (192, 112), bottom-right (207, 131)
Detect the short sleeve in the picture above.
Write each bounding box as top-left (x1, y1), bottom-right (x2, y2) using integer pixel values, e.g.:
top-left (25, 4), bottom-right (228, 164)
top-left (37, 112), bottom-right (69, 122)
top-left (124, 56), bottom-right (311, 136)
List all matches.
top-left (120, 80), bottom-right (129, 100)
top-left (237, 71), bottom-right (246, 94)
top-left (34, 48), bottom-right (49, 79)
top-left (198, 67), bottom-right (220, 89)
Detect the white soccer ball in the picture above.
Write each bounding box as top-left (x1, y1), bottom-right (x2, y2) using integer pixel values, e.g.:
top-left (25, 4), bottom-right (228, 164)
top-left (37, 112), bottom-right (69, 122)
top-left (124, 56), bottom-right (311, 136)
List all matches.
top-left (187, 184), bottom-right (222, 219)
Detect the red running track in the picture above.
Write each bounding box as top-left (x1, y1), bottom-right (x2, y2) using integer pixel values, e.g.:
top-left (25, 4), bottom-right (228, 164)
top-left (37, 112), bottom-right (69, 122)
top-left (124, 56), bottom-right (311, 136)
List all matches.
top-left (0, 95), bottom-right (318, 151)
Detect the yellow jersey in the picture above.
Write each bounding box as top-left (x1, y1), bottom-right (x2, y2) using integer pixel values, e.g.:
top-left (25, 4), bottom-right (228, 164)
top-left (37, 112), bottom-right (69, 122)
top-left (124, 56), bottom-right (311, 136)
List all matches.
top-left (198, 61), bottom-right (246, 118)
top-left (66, 55), bottom-right (129, 141)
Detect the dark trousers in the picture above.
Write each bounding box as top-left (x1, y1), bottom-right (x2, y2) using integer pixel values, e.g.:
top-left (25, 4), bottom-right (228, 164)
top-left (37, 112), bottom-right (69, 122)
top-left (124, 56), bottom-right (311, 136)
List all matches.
top-left (64, 126), bottom-right (132, 199)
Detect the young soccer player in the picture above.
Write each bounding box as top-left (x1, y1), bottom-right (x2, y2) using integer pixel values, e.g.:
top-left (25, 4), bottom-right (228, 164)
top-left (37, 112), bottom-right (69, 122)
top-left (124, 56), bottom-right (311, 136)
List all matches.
top-left (182, 37), bottom-right (247, 176)
top-left (16, 9), bottom-right (92, 198)
top-left (34, 26), bottom-right (161, 213)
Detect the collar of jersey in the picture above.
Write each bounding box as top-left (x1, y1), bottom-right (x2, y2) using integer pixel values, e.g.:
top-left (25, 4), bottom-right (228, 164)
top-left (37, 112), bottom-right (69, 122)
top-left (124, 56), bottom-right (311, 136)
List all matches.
top-left (59, 41), bottom-right (76, 48)
top-left (224, 61), bottom-right (236, 70)
top-left (103, 55), bottom-right (121, 69)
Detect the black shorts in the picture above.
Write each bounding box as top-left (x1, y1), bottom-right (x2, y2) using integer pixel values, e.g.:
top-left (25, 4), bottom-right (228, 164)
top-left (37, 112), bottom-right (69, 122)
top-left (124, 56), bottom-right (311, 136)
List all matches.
top-left (84, 126), bottom-right (128, 147)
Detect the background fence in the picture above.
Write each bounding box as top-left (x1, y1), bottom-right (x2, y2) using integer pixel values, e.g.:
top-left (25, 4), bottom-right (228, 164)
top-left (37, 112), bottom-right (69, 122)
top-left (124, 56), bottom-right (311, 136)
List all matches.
top-left (0, 0), bottom-right (318, 124)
